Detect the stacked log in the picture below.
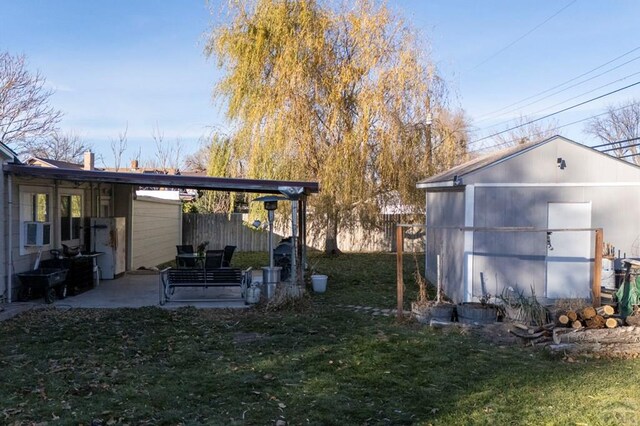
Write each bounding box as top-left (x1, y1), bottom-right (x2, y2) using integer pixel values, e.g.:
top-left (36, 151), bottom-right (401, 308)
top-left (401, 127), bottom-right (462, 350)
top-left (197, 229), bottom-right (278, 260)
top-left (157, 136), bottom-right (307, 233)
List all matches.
top-left (555, 305), bottom-right (619, 330)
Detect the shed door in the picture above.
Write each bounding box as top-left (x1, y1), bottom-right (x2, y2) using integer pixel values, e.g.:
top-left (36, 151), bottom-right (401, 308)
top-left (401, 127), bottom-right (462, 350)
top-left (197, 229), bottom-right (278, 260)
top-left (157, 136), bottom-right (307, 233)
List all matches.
top-left (546, 202), bottom-right (592, 299)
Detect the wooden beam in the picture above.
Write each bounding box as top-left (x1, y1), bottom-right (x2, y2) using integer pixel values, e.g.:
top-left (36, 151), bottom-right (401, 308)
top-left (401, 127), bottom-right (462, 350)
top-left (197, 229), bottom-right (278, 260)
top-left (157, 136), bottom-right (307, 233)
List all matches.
top-left (593, 228), bottom-right (603, 307)
top-left (396, 226), bottom-right (404, 320)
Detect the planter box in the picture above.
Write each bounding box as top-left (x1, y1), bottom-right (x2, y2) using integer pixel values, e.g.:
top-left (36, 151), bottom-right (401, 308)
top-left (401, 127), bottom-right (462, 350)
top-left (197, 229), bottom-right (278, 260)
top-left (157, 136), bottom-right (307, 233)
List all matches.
top-left (457, 303), bottom-right (498, 325)
top-left (412, 302), bottom-right (455, 324)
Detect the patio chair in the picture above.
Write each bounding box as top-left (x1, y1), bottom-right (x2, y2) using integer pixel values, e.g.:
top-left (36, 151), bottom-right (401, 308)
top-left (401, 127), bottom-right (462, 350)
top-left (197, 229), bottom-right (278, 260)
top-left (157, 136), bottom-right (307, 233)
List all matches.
top-left (176, 245), bottom-right (196, 268)
top-left (205, 250), bottom-right (224, 269)
top-left (222, 245), bottom-right (236, 267)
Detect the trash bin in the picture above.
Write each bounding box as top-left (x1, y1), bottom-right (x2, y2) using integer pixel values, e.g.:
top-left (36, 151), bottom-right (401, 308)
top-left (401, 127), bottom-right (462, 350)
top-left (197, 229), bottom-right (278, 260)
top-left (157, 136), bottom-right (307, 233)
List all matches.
top-left (262, 266), bottom-right (282, 299)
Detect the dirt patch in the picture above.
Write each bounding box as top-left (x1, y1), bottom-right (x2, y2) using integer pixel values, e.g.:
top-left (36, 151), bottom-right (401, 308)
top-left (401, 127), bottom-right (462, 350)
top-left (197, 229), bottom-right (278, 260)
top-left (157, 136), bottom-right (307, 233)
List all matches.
top-left (232, 331), bottom-right (268, 345)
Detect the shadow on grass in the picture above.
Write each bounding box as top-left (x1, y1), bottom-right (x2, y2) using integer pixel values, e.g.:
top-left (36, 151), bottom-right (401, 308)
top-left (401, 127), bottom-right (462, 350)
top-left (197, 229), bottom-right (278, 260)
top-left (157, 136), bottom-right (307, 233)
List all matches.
top-left (1, 306), bottom-right (640, 424)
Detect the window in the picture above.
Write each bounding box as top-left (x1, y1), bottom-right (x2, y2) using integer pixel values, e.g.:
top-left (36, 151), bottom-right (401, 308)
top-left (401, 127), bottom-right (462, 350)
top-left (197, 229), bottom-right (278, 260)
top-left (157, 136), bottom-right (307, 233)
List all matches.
top-left (20, 186), bottom-right (52, 252)
top-left (60, 194), bottom-right (82, 242)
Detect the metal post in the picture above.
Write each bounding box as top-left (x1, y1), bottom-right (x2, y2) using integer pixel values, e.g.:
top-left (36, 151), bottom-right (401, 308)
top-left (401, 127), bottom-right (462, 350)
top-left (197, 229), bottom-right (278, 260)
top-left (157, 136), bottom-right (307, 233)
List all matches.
top-left (396, 225), bottom-right (404, 320)
top-left (268, 210), bottom-right (274, 268)
top-left (290, 199), bottom-right (298, 285)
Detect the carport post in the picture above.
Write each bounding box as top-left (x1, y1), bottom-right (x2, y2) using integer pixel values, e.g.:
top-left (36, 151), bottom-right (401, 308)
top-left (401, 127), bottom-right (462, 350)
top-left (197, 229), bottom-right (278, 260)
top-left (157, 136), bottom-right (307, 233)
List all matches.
top-left (396, 225), bottom-right (404, 320)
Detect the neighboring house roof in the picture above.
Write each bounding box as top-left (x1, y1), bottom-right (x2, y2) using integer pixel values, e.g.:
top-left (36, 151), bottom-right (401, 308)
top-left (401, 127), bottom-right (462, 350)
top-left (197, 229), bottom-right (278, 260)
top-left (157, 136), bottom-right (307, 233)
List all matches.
top-left (26, 157), bottom-right (84, 170)
top-left (416, 135), bottom-right (640, 188)
top-left (4, 163), bottom-right (320, 195)
top-left (0, 143), bottom-right (20, 163)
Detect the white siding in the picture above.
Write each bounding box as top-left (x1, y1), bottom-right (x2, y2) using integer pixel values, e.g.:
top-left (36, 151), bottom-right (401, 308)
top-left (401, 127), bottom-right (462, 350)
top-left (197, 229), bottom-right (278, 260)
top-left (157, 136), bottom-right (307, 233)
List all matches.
top-left (131, 196), bottom-right (182, 269)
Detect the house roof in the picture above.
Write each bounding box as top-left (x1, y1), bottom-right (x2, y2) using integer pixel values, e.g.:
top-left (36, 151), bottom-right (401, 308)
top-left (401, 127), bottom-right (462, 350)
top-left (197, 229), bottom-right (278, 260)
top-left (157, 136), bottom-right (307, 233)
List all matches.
top-left (26, 157), bottom-right (84, 170)
top-left (0, 143), bottom-right (19, 162)
top-left (3, 163), bottom-right (320, 195)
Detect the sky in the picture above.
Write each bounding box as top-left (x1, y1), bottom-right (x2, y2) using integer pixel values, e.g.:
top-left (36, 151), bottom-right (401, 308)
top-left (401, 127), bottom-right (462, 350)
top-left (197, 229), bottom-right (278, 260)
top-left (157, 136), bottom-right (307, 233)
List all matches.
top-left (2, 0), bottom-right (640, 167)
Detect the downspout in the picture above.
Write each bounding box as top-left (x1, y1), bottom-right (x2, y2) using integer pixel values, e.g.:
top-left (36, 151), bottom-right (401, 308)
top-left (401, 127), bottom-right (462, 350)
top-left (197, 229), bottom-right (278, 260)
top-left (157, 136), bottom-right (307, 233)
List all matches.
top-left (7, 173), bottom-right (13, 303)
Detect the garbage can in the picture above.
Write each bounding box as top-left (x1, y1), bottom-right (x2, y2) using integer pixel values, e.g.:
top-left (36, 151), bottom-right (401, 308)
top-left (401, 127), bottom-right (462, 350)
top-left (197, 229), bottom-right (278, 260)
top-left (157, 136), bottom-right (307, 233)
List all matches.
top-left (261, 266), bottom-right (282, 299)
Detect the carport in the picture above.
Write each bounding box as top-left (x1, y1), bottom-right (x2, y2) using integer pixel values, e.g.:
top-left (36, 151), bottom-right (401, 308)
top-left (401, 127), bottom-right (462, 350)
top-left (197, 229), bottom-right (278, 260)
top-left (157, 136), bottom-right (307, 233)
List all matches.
top-left (3, 162), bottom-right (319, 304)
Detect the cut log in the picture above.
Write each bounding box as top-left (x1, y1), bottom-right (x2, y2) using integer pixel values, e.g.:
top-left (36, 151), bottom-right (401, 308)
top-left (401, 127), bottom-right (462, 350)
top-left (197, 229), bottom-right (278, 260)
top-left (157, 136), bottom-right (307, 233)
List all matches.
top-left (513, 323), bottom-right (529, 331)
top-left (586, 315), bottom-right (605, 329)
top-left (596, 305), bottom-right (615, 316)
top-left (553, 327), bottom-right (577, 345)
top-left (626, 315), bottom-right (640, 327)
top-left (567, 311), bottom-right (578, 322)
top-left (553, 326), bottom-right (640, 345)
top-left (605, 318), bottom-right (622, 328)
top-left (571, 320), bottom-right (583, 329)
top-left (581, 306), bottom-right (597, 320)
top-left (558, 315), bottom-right (570, 326)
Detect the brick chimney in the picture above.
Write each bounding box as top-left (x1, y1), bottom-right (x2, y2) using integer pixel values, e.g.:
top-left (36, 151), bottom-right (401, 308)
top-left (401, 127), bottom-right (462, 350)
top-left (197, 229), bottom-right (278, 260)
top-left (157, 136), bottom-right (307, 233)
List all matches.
top-left (130, 159), bottom-right (139, 170)
top-left (83, 151), bottom-right (95, 171)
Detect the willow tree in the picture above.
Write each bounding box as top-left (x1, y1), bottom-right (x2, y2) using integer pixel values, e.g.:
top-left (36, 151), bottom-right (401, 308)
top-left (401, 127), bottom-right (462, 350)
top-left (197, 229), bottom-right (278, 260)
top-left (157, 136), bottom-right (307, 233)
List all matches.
top-left (207, 0), bottom-right (464, 253)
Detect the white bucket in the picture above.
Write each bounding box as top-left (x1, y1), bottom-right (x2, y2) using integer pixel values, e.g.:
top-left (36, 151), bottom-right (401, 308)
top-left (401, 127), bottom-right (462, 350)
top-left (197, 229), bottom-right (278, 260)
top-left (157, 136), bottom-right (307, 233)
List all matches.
top-left (311, 274), bottom-right (328, 293)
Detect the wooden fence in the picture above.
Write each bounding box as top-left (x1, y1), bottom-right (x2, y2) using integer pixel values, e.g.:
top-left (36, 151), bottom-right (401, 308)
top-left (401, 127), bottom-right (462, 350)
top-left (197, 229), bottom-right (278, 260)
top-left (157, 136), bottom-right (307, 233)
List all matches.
top-left (182, 213), bottom-right (425, 252)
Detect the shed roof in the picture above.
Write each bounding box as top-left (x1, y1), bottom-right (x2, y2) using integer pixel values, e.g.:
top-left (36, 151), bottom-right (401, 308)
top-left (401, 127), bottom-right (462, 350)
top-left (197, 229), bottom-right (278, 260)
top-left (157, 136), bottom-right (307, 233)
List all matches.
top-left (3, 163), bottom-right (320, 195)
top-left (416, 135), bottom-right (640, 188)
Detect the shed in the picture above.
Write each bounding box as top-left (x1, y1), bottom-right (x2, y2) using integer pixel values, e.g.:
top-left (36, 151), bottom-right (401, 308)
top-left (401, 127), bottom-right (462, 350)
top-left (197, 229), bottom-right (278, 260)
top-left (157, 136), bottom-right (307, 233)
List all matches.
top-left (417, 136), bottom-right (640, 304)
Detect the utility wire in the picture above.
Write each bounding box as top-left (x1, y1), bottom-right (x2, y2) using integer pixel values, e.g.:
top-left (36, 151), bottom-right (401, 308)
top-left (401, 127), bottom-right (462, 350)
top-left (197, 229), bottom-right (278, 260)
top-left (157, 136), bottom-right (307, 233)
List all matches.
top-left (469, 79), bottom-right (640, 146)
top-left (468, 0), bottom-right (577, 73)
top-left (475, 53), bottom-right (640, 125)
top-left (473, 70), bottom-right (640, 135)
top-left (597, 136), bottom-right (640, 151)
top-left (475, 45), bottom-right (640, 121)
top-left (468, 102), bottom-right (640, 154)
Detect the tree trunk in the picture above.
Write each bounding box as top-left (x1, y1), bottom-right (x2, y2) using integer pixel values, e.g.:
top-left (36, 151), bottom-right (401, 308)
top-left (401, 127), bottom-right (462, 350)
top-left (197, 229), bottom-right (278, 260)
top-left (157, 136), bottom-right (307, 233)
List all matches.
top-left (324, 212), bottom-right (341, 255)
top-left (554, 326), bottom-right (640, 344)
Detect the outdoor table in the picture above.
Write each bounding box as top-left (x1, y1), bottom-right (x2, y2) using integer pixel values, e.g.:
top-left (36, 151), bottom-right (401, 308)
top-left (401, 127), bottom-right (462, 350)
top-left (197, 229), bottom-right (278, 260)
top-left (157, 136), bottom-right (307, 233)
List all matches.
top-left (175, 253), bottom-right (205, 268)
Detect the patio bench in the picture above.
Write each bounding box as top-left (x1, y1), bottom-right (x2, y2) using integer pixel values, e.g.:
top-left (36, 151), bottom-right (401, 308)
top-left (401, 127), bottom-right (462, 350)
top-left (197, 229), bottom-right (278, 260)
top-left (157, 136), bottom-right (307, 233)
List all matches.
top-left (159, 267), bottom-right (251, 305)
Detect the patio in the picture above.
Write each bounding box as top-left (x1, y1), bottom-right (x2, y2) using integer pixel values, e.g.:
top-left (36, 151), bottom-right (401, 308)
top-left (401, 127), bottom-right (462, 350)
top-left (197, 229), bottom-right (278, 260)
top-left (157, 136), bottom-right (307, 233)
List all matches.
top-left (1, 271), bottom-right (252, 319)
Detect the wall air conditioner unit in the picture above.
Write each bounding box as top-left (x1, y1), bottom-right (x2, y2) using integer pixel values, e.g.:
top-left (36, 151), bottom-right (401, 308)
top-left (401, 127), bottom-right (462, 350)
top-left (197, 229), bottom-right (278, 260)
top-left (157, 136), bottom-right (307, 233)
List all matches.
top-left (24, 222), bottom-right (51, 246)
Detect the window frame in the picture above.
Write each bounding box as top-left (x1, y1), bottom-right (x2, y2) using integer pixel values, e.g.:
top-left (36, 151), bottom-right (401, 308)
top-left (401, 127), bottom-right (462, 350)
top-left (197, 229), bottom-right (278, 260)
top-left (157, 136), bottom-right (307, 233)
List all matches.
top-left (19, 185), bottom-right (53, 255)
top-left (59, 189), bottom-right (84, 247)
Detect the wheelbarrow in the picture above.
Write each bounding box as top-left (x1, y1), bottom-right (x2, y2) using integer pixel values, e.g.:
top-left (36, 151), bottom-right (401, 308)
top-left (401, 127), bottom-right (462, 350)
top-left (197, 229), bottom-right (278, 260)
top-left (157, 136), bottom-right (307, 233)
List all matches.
top-left (17, 268), bottom-right (69, 304)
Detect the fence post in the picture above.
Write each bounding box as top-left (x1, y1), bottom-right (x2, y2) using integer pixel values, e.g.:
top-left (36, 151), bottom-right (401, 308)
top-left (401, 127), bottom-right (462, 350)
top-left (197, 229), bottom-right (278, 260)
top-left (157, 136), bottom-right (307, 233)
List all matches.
top-left (593, 228), bottom-right (603, 307)
top-left (396, 225), bottom-right (404, 320)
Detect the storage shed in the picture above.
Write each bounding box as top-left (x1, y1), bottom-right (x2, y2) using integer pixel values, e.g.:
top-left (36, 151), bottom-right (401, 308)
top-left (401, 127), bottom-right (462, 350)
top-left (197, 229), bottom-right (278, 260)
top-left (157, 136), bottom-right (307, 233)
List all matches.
top-left (417, 136), bottom-right (640, 304)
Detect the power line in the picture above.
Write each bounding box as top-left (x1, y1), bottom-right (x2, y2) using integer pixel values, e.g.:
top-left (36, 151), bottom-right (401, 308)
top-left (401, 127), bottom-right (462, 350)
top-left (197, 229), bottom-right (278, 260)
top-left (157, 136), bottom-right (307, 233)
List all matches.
top-left (468, 0), bottom-right (577, 73)
top-left (597, 136), bottom-right (640, 151)
top-left (475, 45), bottom-right (640, 121)
top-left (468, 101), bottom-right (640, 155)
top-left (469, 79), bottom-right (640, 146)
top-left (473, 70), bottom-right (640, 135)
top-left (475, 52), bottom-right (640, 125)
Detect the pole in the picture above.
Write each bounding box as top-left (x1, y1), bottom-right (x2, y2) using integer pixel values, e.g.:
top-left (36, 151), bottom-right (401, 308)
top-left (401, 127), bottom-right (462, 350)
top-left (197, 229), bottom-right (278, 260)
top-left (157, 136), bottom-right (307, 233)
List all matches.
top-left (268, 210), bottom-right (274, 268)
top-left (593, 228), bottom-right (603, 307)
top-left (291, 200), bottom-right (298, 285)
top-left (396, 225), bottom-right (404, 320)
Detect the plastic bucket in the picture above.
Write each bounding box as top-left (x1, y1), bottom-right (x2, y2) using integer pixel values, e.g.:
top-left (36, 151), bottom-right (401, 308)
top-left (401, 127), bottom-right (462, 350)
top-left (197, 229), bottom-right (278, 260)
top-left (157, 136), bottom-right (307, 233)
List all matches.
top-left (311, 274), bottom-right (328, 293)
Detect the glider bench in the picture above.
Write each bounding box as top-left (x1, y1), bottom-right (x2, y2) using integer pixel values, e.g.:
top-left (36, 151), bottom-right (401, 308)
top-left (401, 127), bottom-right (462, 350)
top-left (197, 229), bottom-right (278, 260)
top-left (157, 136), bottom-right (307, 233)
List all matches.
top-left (159, 267), bottom-right (250, 305)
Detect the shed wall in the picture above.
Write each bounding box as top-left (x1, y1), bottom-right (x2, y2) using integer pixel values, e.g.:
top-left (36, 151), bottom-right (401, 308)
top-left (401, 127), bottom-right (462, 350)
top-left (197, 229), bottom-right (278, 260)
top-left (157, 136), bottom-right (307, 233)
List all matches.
top-left (131, 197), bottom-right (182, 269)
top-left (426, 189), bottom-right (465, 303)
top-left (471, 185), bottom-right (640, 301)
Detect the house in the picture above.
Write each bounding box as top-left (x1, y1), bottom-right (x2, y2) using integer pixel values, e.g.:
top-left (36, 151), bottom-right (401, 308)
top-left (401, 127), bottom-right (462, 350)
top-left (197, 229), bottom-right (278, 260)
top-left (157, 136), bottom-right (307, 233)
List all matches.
top-left (417, 136), bottom-right (640, 304)
top-left (0, 143), bottom-right (20, 303)
top-left (2, 150), bottom-right (319, 303)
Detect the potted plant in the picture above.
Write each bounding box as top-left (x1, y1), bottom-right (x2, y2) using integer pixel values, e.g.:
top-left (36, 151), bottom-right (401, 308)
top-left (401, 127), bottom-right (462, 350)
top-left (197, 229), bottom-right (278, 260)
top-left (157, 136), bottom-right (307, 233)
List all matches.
top-left (411, 257), bottom-right (454, 323)
top-left (457, 292), bottom-right (499, 325)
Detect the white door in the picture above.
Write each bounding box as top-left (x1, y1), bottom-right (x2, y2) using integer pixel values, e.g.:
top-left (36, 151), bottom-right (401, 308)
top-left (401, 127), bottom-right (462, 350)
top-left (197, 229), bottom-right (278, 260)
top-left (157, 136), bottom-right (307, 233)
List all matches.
top-left (546, 202), bottom-right (592, 299)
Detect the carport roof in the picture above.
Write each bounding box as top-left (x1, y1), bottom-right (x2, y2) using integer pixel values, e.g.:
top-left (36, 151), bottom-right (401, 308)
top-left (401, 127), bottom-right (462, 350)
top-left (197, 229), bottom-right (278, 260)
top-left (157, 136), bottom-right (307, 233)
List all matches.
top-left (3, 163), bottom-right (320, 195)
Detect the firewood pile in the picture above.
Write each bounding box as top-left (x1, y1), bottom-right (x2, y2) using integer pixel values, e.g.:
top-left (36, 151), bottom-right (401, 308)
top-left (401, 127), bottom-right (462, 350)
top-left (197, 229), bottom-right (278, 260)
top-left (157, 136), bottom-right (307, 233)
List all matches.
top-left (508, 304), bottom-right (640, 357)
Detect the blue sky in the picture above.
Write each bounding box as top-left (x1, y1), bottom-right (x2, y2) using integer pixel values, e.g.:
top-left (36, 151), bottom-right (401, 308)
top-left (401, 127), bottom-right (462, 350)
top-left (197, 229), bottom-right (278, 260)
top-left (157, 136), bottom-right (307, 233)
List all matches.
top-left (2, 0), bottom-right (640, 166)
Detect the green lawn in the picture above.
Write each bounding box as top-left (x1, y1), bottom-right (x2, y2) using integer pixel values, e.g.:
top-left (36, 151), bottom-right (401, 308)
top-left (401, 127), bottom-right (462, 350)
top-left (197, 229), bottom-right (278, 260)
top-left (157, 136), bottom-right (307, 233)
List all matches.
top-left (2, 253), bottom-right (640, 425)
